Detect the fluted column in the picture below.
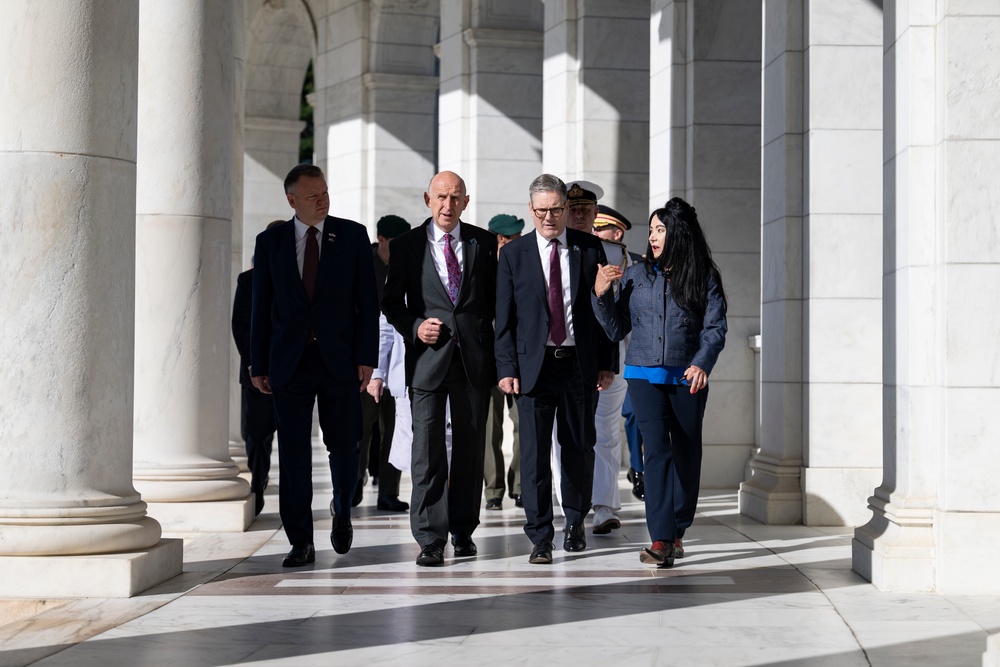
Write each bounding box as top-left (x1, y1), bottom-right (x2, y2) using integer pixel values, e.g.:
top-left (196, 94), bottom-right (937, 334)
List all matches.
top-left (133, 0), bottom-right (252, 531)
top-left (0, 0), bottom-right (181, 596)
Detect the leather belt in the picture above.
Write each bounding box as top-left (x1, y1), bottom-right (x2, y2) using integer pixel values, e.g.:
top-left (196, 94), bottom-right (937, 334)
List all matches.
top-left (545, 346), bottom-right (575, 359)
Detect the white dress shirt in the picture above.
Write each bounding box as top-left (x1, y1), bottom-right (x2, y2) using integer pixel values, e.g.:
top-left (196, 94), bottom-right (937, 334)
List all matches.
top-left (535, 229), bottom-right (575, 346)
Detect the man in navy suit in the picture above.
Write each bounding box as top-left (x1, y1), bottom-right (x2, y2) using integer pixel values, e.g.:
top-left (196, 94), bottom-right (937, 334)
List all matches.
top-left (250, 164), bottom-right (379, 567)
top-left (382, 171), bottom-right (498, 566)
top-left (494, 173), bottom-right (616, 565)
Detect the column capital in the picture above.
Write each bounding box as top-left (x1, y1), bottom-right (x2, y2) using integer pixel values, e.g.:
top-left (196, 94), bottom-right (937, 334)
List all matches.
top-left (362, 73), bottom-right (439, 92)
top-left (462, 28), bottom-right (542, 49)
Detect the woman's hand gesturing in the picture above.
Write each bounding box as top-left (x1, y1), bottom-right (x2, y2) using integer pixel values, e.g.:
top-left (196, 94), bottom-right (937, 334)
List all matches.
top-left (594, 263), bottom-right (623, 297)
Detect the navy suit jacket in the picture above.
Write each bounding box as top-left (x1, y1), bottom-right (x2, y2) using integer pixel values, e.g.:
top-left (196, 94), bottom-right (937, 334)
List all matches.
top-left (494, 228), bottom-right (617, 395)
top-left (250, 216), bottom-right (379, 388)
top-left (382, 220), bottom-right (498, 392)
top-left (232, 268), bottom-right (254, 387)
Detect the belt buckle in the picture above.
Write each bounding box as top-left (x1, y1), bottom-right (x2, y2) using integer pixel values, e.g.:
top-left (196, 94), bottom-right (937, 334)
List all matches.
top-left (553, 347), bottom-right (569, 359)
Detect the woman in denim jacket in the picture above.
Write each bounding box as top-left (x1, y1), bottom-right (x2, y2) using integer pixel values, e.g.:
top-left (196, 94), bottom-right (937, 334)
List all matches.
top-left (592, 198), bottom-right (727, 567)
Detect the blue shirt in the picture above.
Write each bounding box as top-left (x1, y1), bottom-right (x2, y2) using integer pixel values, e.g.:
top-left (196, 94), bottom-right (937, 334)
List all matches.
top-left (623, 364), bottom-right (688, 386)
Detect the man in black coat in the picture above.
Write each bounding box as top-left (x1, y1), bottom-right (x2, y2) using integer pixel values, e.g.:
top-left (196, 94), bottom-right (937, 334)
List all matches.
top-left (250, 164), bottom-right (379, 567)
top-left (232, 220), bottom-right (284, 517)
top-left (494, 173), bottom-right (616, 565)
top-left (382, 171), bottom-right (498, 566)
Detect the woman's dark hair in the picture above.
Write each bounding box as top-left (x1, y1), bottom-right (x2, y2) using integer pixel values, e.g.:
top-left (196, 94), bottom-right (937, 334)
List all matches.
top-left (644, 197), bottom-right (727, 317)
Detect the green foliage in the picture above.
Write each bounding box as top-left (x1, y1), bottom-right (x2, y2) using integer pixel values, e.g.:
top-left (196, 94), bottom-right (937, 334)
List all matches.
top-left (299, 61), bottom-right (314, 164)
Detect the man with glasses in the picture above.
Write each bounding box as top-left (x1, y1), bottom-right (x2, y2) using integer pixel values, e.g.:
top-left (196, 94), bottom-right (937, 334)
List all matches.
top-left (495, 174), bottom-right (616, 565)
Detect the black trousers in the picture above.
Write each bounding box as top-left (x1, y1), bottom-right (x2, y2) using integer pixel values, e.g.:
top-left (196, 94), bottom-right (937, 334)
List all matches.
top-left (516, 354), bottom-right (596, 545)
top-left (240, 384), bottom-right (276, 495)
top-left (358, 389), bottom-right (401, 498)
top-left (272, 344), bottom-right (361, 547)
top-left (409, 355), bottom-right (488, 548)
top-left (625, 378), bottom-right (707, 542)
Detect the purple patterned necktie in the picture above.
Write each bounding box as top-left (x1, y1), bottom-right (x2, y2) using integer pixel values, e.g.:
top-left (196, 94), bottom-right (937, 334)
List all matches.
top-left (443, 232), bottom-right (460, 304)
top-left (548, 238), bottom-right (566, 345)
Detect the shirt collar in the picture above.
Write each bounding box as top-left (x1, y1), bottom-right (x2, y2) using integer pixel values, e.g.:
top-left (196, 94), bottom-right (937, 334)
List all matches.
top-left (294, 216), bottom-right (321, 240)
top-left (428, 220), bottom-right (461, 243)
top-left (535, 228), bottom-right (569, 252)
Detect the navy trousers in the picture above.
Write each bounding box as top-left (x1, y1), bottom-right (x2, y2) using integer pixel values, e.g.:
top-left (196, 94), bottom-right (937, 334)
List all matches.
top-left (625, 379), bottom-right (707, 542)
top-left (272, 343), bottom-right (361, 548)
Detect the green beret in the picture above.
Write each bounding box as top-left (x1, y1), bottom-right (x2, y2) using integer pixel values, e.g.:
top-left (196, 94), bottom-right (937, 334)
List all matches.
top-left (487, 213), bottom-right (525, 236)
top-left (376, 214), bottom-right (410, 238)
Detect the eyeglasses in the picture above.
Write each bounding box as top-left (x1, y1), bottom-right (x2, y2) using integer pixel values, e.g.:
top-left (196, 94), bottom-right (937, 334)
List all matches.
top-left (531, 206), bottom-right (565, 219)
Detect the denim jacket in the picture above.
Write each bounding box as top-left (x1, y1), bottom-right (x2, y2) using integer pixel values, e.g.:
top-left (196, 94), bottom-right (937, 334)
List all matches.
top-left (591, 264), bottom-right (727, 374)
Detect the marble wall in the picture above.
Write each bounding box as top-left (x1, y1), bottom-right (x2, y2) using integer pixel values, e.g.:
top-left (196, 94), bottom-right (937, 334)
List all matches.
top-left (439, 0), bottom-right (544, 226)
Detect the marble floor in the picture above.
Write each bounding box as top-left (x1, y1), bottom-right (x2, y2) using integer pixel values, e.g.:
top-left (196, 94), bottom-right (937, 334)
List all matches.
top-left (2, 454), bottom-right (998, 667)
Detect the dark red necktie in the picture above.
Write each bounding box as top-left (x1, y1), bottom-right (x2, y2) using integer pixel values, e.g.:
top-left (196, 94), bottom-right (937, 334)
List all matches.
top-left (548, 239), bottom-right (566, 345)
top-left (443, 232), bottom-right (460, 304)
top-left (303, 226), bottom-right (319, 301)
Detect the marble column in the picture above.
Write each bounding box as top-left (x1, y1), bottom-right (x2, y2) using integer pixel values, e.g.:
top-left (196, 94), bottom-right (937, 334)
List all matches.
top-left (316, 0), bottom-right (437, 235)
top-left (438, 0), bottom-right (544, 224)
top-left (854, 0), bottom-right (1000, 593)
top-left (650, 0), bottom-right (760, 488)
top-left (741, 0), bottom-right (883, 526)
top-left (229, 0), bottom-right (248, 474)
top-left (133, 0), bottom-right (252, 531)
top-left (544, 0), bottom-right (649, 236)
top-left (0, 0), bottom-right (181, 596)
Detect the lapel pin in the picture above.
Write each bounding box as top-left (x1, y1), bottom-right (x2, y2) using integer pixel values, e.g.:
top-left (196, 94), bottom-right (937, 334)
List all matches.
top-left (469, 238), bottom-right (478, 246)
top-left (326, 232), bottom-right (337, 242)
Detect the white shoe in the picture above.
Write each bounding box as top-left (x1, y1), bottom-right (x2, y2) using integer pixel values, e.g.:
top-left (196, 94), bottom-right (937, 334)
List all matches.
top-left (592, 506), bottom-right (621, 534)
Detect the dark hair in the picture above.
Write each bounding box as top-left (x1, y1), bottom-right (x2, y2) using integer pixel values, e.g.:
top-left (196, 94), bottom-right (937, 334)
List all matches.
top-left (644, 197), bottom-right (727, 317)
top-left (284, 164), bottom-right (325, 194)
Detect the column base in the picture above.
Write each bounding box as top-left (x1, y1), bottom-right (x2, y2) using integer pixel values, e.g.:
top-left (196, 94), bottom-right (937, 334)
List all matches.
top-left (801, 467), bottom-right (882, 526)
top-left (984, 632), bottom-right (1000, 667)
top-left (146, 497), bottom-right (254, 532)
top-left (738, 455), bottom-right (803, 524)
top-left (852, 494), bottom-right (934, 592)
top-left (229, 438), bottom-right (249, 473)
top-left (0, 538), bottom-right (182, 598)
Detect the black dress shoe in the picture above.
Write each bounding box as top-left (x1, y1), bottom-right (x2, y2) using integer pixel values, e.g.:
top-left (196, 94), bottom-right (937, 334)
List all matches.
top-left (629, 469), bottom-right (644, 500)
top-left (352, 482), bottom-right (364, 507)
top-left (563, 523), bottom-right (586, 552)
top-left (528, 540), bottom-right (553, 564)
top-left (331, 516), bottom-right (353, 555)
top-left (485, 497), bottom-right (503, 510)
top-left (514, 495), bottom-right (523, 508)
top-left (376, 495), bottom-right (409, 512)
top-left (451, 534), bottom-right (477, 557)
top-left (282, 543), bottom-right (315, 567)
top-left (416, 543), bottom-right (444, 566)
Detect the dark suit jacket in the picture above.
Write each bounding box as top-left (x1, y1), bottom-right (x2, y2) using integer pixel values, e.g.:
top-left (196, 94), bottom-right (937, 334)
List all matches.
top-left (495, 228), bottom-right (616, 395)
top-left (232, 268), bottom-right (254, 387)
top-left (250, 216), bottom-right (379, 388)
top-left (382, 220), bottom-right (498, 392)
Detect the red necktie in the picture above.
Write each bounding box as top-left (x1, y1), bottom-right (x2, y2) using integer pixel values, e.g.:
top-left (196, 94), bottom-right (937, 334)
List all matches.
top-left (443, 232), bottom-right (460, 304)
top-left (303, 226), bottom-right (319, 301)
top-left (548, 239), bottom-right (566, 345)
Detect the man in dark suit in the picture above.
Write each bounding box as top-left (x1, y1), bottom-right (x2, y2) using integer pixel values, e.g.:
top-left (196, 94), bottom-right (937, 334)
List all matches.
top-left (250, 164), bottom-right (379, 567)
top-left (232, 220), bottom-right (284, 517)
top-left (382, 171), bottom-right (498, 566)
top-left (495, 173), bottom-right (616, 565)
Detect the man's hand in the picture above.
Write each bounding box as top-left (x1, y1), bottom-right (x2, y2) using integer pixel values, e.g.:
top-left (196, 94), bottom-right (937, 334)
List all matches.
top-left (683, 365), bottom-right (708, 394)
top-left (251, 375), bottom-right (272, 395)
top-left (593, 263), bottom-right (623, 298)
top-left (596, 370), bottom-right (614, 391)
top-left (499, 377), bottom-right (520, 395)
top-left (417, 317), bottom-right (444, 345)
top-left (358, 365), bottom-right (373, 393)
top-left (367, 378), bottom-right (384, 402)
